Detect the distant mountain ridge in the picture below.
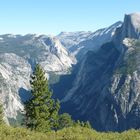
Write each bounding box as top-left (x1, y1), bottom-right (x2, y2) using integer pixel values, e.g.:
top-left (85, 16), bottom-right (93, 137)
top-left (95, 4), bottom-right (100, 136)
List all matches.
top-left (1, 13), bottom-right (140, 132)
top-left (57, 21), bottom-right (122, 59)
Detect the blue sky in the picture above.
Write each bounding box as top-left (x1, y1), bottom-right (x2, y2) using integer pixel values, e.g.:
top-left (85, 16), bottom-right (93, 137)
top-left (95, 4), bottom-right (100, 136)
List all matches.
top-left (0, 0), bottom-right (140, 35)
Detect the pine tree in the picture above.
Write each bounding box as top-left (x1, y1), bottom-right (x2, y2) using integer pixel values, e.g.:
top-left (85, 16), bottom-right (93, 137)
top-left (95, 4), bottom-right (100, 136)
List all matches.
top-left (24, 64), bottom-right (60, 132)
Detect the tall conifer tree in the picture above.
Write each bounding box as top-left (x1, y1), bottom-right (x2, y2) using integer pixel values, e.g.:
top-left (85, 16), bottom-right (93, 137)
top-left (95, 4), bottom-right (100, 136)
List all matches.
top-left (25, 64), bottom-right (60, 132)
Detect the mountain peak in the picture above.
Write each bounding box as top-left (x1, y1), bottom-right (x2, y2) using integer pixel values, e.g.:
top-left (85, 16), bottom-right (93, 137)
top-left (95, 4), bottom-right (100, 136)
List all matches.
top-left (122, 12), bottom-right (140, 39)
top-left (126, 12), bottom-right (140, 27)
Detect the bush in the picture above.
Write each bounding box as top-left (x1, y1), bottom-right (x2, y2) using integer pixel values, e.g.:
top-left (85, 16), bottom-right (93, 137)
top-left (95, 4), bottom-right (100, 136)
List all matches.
top-left (57, 113), bottom-right (74, 129)
top-left (0, 124), bottom-right (140, 140)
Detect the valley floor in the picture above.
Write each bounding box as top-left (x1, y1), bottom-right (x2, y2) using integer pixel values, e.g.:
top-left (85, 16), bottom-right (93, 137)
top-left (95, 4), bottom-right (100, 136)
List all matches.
top-left (0, 124), bottom-right (140, 140)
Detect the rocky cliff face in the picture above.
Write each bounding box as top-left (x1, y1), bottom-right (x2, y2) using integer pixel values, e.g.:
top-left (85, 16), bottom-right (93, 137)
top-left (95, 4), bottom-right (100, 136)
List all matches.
top-left (60, 13), bottom-right (140, 131)
top-left (0, 34), bottom-right (75, 73)
top-left (0, 34), bottom-right (75, 124)
top-left (0, 53), bottom-right (31, 124)
top-left (122, 13), bottom-right (140, 39)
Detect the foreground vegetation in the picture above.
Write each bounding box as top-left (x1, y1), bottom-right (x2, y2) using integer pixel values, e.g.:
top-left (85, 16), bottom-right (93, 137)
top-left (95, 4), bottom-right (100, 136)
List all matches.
top-left (0, 124), bottom-right (140, 140)
top-left (1, 64), bottom-right (140, 139)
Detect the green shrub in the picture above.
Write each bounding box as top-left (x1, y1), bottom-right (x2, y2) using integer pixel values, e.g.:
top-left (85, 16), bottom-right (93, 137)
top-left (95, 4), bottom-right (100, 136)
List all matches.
top-left (0, 124), bottom-right (140, 140)
top-left (57, 113), bottom-right (74, 130)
